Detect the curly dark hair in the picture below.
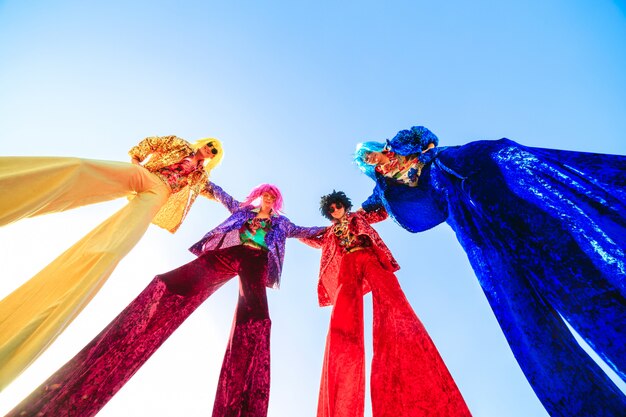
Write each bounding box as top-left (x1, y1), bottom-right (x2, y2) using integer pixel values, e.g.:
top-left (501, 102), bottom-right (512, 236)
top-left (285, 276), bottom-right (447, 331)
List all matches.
top-left (319, 190), bottom-right (353, 220)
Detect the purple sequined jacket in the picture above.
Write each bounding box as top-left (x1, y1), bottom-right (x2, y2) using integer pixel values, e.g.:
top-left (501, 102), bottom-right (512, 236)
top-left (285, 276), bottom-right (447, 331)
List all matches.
top-left (189, 182), bottom-right (325, 288)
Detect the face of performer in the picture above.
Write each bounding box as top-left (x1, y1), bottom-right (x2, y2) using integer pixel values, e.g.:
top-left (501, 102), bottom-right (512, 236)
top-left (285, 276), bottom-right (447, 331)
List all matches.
top-left (328, 202), bottom-right (346, 220)
top-left (196, 143), bottom-right (218, 160)
top-left (260, 191), bottom-right (277, 212)
top-left (364, 151), bottom-right (388, 166)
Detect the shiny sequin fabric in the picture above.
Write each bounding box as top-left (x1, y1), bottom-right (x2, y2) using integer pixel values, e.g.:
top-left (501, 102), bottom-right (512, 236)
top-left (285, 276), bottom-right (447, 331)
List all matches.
top-left (362, 130), bottom-right (626, 416)
top-left (303, 209), bottom-right (399, 307)
top-left (128, 135), bottom-right (199, 172)
top-left (190, 182), bottom-right (326, 288)
top-left (129, 135), bottom-right (212, 232)
top-left (306, 211), bottom-right (471, 417)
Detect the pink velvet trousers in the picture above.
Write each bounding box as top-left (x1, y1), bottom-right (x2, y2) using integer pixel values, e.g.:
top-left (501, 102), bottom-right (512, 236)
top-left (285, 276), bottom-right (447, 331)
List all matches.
top-left (317, 249), bottom-right (471, 417)
top-left (7, 245), bottom-right (272, 417)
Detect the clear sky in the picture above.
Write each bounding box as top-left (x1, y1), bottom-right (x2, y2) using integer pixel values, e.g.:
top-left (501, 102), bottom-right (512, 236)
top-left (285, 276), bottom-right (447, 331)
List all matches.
top-left (1, 1), bottom-right (625, 416)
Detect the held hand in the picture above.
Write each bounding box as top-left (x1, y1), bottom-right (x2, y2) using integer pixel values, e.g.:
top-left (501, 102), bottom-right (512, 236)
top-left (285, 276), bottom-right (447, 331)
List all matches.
top-left (421, 142), bottom-right (435, 153)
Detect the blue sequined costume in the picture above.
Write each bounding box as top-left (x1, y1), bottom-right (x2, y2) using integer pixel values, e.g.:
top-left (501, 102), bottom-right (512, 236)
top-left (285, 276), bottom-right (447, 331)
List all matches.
top-left (361, 127), bottom-right (626, 417)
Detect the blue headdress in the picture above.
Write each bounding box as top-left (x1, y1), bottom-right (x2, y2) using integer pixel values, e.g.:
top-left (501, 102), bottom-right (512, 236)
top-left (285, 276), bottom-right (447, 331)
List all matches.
top-left (354, 126), bottom-right (439, 181)
top-left (389, 126), bottom-right (439, 155)
top-left (353, 140), bottom-right (386, 181)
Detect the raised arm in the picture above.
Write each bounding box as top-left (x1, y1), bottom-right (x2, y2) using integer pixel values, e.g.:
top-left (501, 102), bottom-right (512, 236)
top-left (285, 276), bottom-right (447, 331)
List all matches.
top-left (358, 206), bottom-right (388, 224)
top-left (361, 190), bottom-right (384, 213)
top-left (283, 218), bottom-right (326, 239)
top-left (205, 181), bottom-right (241, 213)
top-left (128, 137), bottom-right (160, 164)
top-left (298, 229), bottom-right (327, 249)
top-left (128, 135), bottom-right (192, 165)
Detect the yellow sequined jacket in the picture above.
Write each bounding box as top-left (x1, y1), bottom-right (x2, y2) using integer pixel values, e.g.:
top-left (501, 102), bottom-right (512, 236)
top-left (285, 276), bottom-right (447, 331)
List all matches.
top-left (128, 135), bottom-right (211, 233)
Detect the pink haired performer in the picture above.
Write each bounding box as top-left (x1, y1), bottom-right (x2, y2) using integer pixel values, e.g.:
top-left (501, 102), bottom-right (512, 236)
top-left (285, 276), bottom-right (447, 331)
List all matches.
top-left (7, 182), bottom-right (324, 417)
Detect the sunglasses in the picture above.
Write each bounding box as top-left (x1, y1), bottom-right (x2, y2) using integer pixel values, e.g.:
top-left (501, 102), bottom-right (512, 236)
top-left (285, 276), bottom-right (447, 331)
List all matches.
top-left (206, 142), bottom-right (218, 155)
top-left (328, 203), bottom-right (343, 213)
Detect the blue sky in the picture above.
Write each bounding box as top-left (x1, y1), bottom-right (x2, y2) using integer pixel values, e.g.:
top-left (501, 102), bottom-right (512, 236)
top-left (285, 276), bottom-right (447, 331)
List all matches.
top-left (1, 1), bottom-right (625, 416)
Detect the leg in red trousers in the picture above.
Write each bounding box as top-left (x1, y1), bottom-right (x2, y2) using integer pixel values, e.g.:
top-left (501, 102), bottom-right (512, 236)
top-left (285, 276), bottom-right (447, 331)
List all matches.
top-left (212, 247), bottom-right (271, 417)
top-left (317, 248), bottom-right (471, 417)
top-left (7, 245), bottom-right (267, 417)
top-left (317, 253), bottom-right (366, 417)
top-left (366, 250), bottom-right (471, 417)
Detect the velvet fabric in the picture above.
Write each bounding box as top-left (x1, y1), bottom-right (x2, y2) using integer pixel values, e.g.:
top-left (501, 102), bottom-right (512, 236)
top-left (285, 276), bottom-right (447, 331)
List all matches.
top-left (7, 245), bottom-right (271, 417)
top-left (319, 249), bottom-right (471, 417)
top-left (8, 183), bottom-right (323, 416)
top-left (306, 212), bottom-right (470, 417)
top-left (362, 134), bottom-right (626, 416)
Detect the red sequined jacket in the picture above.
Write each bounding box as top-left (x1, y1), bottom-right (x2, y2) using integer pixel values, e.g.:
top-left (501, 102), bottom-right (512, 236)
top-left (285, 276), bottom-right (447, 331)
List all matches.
top-left (302, 208), bottom-right (400, 307)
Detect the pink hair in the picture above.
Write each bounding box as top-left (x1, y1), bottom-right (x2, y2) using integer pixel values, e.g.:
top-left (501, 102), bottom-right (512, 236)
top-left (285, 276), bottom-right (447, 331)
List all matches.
top-left (241, 183), bottom-right (284, 213)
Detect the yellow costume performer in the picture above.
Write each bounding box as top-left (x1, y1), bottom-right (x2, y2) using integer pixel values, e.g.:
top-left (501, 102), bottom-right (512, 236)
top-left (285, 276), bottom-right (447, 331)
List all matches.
top-left (0, 136), bottom-right (223, 390)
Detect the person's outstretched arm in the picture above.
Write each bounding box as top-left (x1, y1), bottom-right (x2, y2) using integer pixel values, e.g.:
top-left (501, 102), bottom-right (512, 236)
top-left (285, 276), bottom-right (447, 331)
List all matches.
top-left (204, 181), bottom-right (240, 213)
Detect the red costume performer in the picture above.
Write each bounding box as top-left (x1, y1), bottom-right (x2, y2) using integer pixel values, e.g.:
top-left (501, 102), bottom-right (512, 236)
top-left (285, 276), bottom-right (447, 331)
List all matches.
top-left (304, 191), bottom-right (471, 417)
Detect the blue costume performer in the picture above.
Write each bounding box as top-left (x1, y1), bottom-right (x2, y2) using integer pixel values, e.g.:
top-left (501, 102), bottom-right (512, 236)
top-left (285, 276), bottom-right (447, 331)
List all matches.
top-left (355, 126), bottom-right (626, 417)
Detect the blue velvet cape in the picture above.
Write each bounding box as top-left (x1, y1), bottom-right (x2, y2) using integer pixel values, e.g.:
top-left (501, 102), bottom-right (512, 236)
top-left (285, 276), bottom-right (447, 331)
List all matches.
top-left (363, 135), bottom-right (626, 416)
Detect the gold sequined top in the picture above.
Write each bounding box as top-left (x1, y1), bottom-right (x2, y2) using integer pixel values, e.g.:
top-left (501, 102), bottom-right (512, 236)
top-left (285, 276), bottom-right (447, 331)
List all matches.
top-left (128, 135), bottom-right (212, 233)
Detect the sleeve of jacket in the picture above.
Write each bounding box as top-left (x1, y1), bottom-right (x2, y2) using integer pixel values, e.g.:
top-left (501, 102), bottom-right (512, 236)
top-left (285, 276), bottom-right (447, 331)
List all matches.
top-left (362, 188), bottom-right (384, 212)
top-left (206, 181), bottom-right (240, 213)
top-left (359, 206), bottom-right (388, 224)
top-left (298, 230), bottom-right (327, 249)
top-left (128, 136), bottom-right (160, 162)
top-left (283, 219), bottom-right (326, 239)
top-left (128, 135), bottom-right (192, 163)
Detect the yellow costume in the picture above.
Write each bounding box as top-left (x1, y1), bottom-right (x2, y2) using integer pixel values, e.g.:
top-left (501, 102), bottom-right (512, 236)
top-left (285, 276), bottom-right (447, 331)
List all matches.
top-left (0, 136), bottom-right (222, 390)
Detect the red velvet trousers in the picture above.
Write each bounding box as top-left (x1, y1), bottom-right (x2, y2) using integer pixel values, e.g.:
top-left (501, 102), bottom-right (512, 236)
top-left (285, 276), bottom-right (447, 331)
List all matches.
top-left (317, 249), bottom-right (471, 417)
top-left (7, 245), bottom-right (272, 417)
